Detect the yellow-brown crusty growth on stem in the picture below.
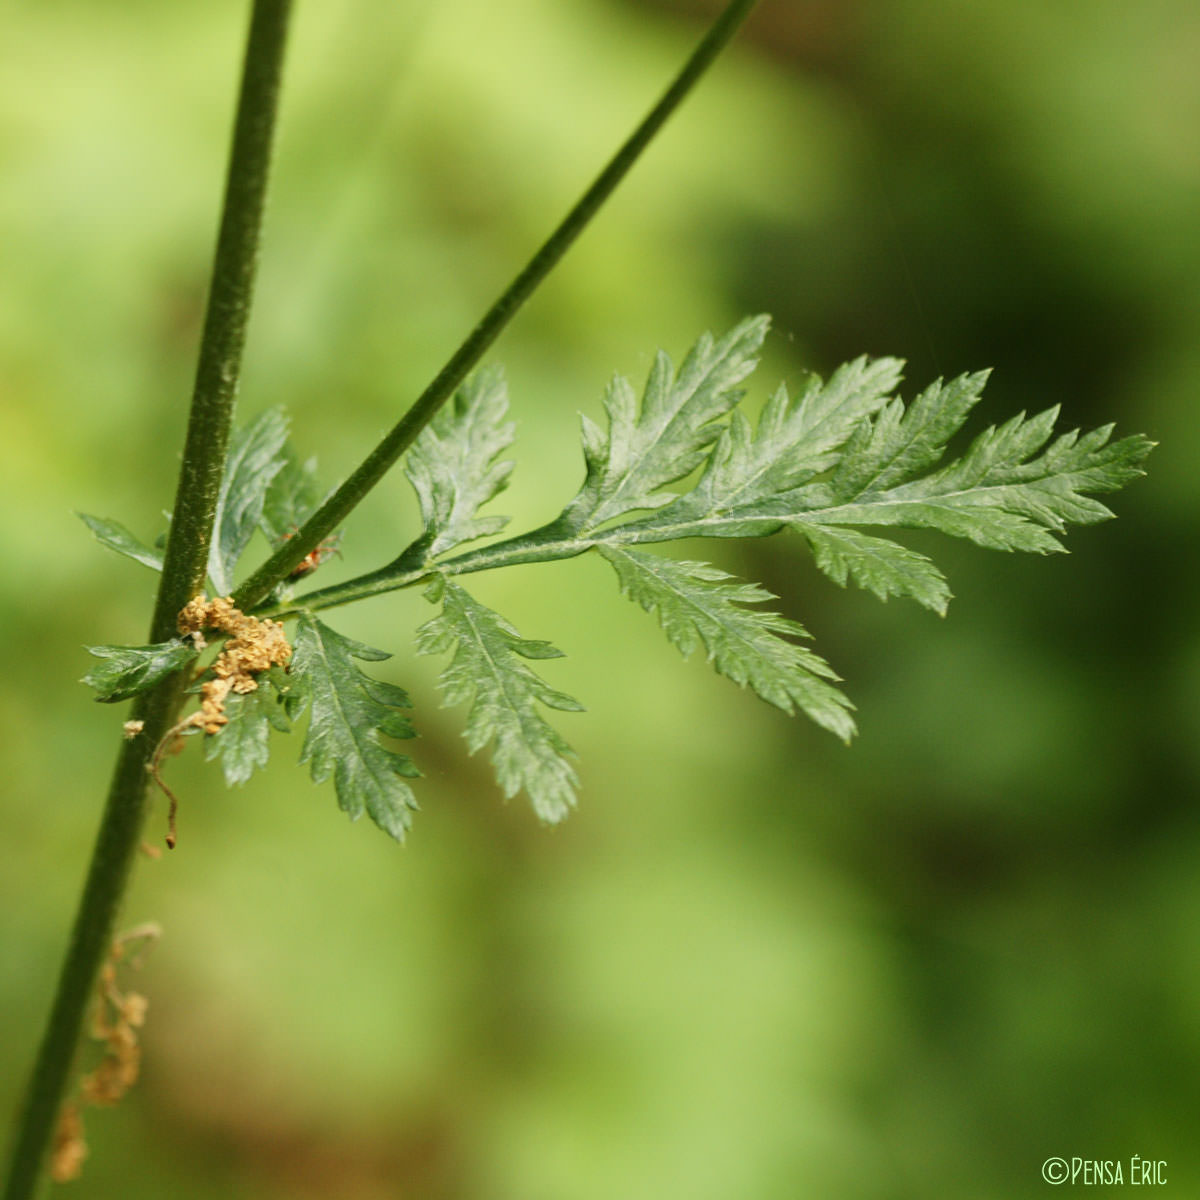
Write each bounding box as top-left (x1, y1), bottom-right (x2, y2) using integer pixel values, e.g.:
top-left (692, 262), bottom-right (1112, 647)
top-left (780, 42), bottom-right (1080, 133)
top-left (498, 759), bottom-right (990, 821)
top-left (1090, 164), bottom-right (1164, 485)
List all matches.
top-left (177, 595), bottom-right (292, 734)
top-left (149, 596), bottom-right (294, 848)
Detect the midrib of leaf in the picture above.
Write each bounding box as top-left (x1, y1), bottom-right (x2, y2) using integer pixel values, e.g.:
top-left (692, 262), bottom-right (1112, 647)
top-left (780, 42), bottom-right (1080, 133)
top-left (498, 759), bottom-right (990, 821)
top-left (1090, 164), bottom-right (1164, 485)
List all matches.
top-left (599, 472), bottom-right (1121, 544)
top-left (617, 551), bottom-right (804, 679)
top-left (585, 364), bottom-right (718, 528)
top-left (705, 360), bottom-right (904, 513)
top-left (304, 627), bottom-right (396, 803)
top-left (454, 591), bottom-right (549, 751)
top-left (788, 478), bottom-right (1109, 526)
top-left (268, 465), bottom-right (1112, 618)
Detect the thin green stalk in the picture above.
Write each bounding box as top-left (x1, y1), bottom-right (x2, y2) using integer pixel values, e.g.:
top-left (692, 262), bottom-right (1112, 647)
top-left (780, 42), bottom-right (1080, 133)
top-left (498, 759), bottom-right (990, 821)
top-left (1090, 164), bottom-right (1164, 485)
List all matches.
top-left (266, 527), bottom-right (596, 618)
top-left (234, 0), bottom-right (763, 612)
top-left (263, 514), bottom-right (659, 619)
top-left (2, 4), bottom-right (292, 1195)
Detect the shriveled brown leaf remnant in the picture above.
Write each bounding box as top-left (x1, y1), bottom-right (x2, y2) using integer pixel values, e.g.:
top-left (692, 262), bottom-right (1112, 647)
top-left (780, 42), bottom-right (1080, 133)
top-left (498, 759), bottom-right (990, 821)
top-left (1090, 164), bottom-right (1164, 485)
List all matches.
top-left (51, 924), bottom-right (161, 1183)
top-left (151, 596), bottom-right (294, 846)
top-left (49, 1103), bottom-right (86, 1183)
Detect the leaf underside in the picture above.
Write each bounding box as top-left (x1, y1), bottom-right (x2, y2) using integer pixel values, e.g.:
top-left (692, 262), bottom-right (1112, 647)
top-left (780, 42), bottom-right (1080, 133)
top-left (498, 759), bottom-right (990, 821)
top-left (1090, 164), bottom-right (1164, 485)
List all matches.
top-left (404, 367), bottom-right (514, 561)
top-left (208, 407), bottom-right (290, 595)
top-left (416, 576), bottom-right (583, 823)
top-left (77, 513), bottom-right (164, 572)
top-left (289, 614), bottom-right (419, 841)
top-left (204, 666), bottom-right (293, 786)
top-left (598, 546), bottom-right (855, 740)
top-left (381, 314), bottom-right (1150, 816)
top-left (83, 640), bottom-right (199, 703)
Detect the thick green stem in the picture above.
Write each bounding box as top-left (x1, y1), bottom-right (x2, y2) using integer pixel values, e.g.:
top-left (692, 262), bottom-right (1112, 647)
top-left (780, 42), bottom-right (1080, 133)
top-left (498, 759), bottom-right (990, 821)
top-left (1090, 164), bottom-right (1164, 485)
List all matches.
top-left (2, 4), bottom-right (292, 1196)
top-left (233, 0), bottom-right (763, 612)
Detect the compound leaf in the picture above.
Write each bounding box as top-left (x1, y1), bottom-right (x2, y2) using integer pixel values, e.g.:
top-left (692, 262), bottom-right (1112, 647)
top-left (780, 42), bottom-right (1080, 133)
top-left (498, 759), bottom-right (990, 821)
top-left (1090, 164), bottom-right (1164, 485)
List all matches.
top-left (83, 640), bottom-right (198, 703)
top-left (661, 356), bottom-right (904, 524)
top-left (290, 615), bottom-right (418, 841)
top-left (785, 392), bottom-right (1155, 553)
top-left (561, 315), bottom-right (769, 530)
top-left (259, 446), bottom-right (328, 548)
top-left (597, 546), bottom-right (855, 741)
top-left (208, 407), bottom-right (290, 594)
top-left (416, 577), bottom-right (583, 822)
top-left (204, 666), bottom-right (293, 786)
top-left (278, 317), bottom-right (1153, 774)
top-left (800, 525), bottom-right (951, 614)
top-left (405, 367), bottom-right (515, 560)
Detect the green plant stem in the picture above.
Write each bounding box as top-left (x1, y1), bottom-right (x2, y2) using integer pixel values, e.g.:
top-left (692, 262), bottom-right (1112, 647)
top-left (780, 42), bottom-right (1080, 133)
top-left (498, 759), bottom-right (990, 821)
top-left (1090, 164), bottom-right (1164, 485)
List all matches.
top-left (1, 4), bottom-right (292, 1196)
top-left (233, 0), bottom-right (763, 612)
top-left (260, 523), bottom-right (598, 618)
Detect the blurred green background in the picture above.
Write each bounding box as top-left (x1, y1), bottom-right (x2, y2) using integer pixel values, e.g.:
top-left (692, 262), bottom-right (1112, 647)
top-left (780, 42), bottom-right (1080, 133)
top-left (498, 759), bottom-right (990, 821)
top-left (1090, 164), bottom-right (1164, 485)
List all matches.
top-left (3, 0), bottom-right (1198, 1196)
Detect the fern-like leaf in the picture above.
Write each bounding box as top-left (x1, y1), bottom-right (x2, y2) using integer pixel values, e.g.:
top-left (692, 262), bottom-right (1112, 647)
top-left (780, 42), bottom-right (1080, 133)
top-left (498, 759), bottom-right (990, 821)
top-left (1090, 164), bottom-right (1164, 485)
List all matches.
top-left (204, 666), bottom-right (293, 786)
top-left (598, 546), bottom-right (855, 740)
top-left (561, 316), bottom-right (769, 530)
top-left (259, 446), bottom-right (328, 548)
top-left (416, 577), bottom-right (583, 822)
top-left (289, 615), bottom-right (419, 840)
top-left (83, 640), bottom-right (198, 703)
top-left (404, 367), bottom-right (514, 560)
top-left (282, 317), bottom-right (1152, 784)
top-left (208, 407), bottom-right (290, 594)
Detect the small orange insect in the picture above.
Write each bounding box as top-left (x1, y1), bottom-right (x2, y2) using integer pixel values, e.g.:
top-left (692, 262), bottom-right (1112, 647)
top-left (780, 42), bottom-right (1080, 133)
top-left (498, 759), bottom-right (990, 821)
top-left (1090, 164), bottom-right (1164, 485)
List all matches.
top-left (283, 530), bottom-right (341, 578)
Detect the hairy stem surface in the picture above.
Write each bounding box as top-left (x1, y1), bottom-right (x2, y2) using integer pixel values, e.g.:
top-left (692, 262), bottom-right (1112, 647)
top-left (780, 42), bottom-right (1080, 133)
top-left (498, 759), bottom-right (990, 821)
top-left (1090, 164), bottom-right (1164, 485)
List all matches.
top-left (234, 0), bottom-right (763, 610)
top-left (2, 4), bottom-right (293, 1195)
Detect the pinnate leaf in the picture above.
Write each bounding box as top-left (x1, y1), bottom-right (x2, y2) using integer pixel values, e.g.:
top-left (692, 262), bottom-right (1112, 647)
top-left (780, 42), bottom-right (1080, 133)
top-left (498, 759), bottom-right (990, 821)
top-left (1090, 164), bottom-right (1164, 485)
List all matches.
top-left (204, 666), bottom-right (293, 786)
top-left (83, 640), bottom-right (198, 703)
top-left (218, 317), bottom-right (1153, 803)
top-left (289, 615), bottom-right (418, 841)
top-left (663, 356), bottom-right (904, 523)
top-left (259, 446), bottom-right (328, 548)
top-left (405, 367), bottom-right (515, 560)
top-left (208, 407), bottom-right (290, 594)
top-left (561, 315), bottom-right (769, 530)
top-left (416, 577), bottom-right (583, 822)
top-left (387, 323), bottom-right (1149, 744)
top-left (799, 525), bottom-right (951, 614)
top-left (598, 546), bottom-right (855, 741)
top-left (782, 386), bottom-right (1155, 553)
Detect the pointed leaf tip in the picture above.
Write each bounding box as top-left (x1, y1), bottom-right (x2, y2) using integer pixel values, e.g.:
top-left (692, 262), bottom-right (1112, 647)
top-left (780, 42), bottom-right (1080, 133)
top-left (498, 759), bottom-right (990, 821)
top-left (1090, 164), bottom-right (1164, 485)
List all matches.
top-left (290, 615), bottom-right (419, 841)
top-left (416, 580), bottom-right (582, 822)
